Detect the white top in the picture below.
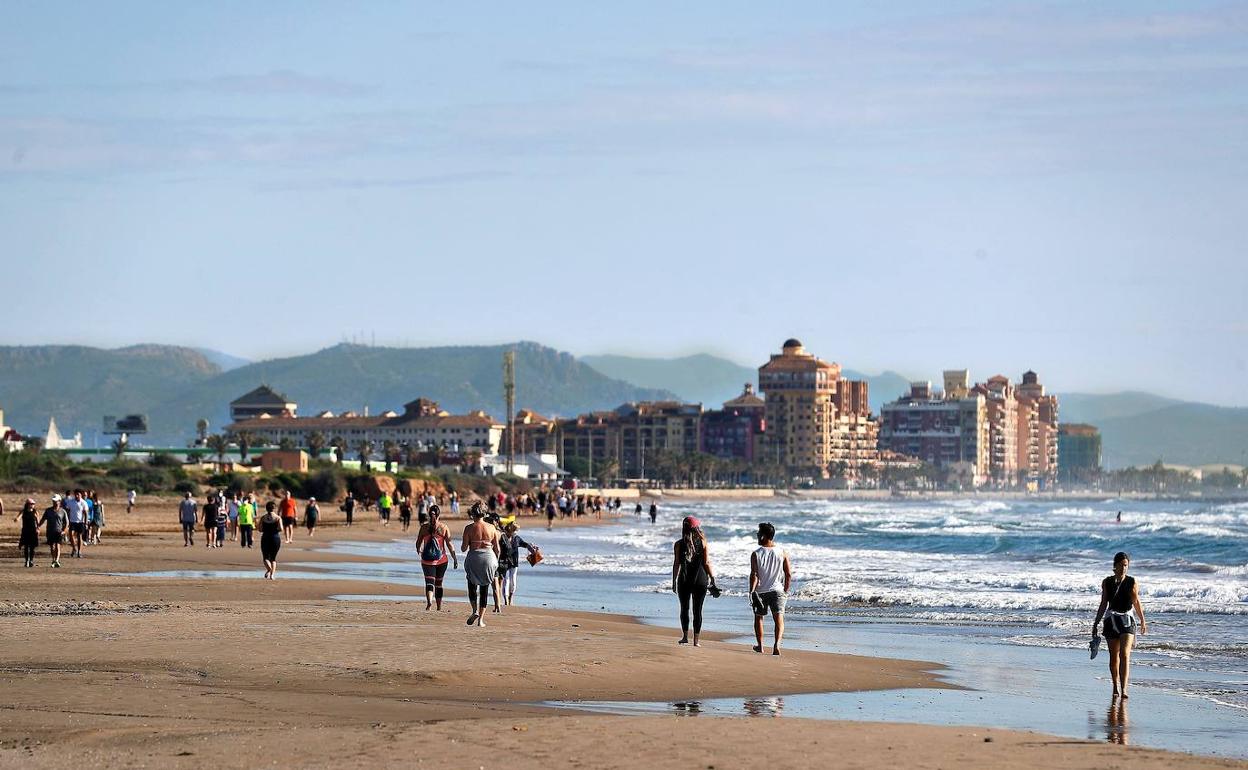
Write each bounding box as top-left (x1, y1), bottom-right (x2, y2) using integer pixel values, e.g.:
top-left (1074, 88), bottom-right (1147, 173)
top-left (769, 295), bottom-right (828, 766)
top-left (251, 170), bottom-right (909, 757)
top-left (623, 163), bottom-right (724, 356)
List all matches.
top-left (753, 545), bottom-right (786, 594)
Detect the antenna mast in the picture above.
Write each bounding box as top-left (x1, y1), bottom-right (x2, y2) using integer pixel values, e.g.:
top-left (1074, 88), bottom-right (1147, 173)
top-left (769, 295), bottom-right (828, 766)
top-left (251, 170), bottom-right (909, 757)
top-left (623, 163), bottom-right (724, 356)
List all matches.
top-left (503, 350), bottom-right (516, 474)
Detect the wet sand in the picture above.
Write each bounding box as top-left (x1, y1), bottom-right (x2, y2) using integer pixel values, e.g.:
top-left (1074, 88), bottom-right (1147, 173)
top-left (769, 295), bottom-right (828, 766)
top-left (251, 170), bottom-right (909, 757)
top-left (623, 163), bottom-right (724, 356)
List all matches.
top-left (0, 496), bottom-right (1241, 768)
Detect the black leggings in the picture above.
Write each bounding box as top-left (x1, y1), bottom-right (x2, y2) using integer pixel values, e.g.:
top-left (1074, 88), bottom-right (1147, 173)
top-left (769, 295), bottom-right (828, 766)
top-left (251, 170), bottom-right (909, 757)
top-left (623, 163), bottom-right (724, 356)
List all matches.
top-left (678, 581), bottom-right (708, 636)
top-left (239, 525), bottom-right (253, 548)
top-left (469, 583), bottom-right (490, 609)
top-left (422, 562), bottom-right (448, 601)
top-left (21, 543), bottom-right (35, 562)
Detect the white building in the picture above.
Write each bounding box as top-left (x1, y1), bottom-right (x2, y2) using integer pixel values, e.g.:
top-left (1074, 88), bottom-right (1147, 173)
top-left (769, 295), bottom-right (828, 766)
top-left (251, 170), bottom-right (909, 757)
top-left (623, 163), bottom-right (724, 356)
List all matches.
top-left (226, 394), bottom-right (504, 455)
top-left (45, 417), bottom-right (83, 450)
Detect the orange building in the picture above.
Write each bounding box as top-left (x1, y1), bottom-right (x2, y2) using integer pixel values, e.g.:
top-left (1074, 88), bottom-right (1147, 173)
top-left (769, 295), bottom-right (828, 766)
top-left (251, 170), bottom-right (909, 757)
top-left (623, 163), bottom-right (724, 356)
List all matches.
top-left (757, 339), bottom-right (876, 478)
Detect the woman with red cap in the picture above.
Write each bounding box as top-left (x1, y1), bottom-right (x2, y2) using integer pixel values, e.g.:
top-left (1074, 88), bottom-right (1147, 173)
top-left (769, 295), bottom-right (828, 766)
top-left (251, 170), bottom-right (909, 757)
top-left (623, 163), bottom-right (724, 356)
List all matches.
top-left (671, 515), bottom-right (717, 646)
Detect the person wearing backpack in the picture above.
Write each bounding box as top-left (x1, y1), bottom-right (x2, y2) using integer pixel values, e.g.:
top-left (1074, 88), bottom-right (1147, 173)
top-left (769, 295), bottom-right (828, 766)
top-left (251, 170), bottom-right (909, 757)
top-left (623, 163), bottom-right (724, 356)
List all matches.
top-left (415, 505), bottom-right (457, 611)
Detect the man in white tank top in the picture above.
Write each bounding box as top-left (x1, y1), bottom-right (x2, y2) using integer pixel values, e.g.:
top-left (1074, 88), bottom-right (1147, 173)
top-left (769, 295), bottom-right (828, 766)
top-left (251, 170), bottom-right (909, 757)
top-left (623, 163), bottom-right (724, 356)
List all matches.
top-left (749, 521), bottom-right (792, 656)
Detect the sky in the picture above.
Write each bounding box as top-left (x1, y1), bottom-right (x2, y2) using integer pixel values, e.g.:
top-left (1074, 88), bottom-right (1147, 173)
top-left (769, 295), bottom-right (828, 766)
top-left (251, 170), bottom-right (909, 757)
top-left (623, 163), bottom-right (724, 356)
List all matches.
top-left (2, 2), bottom-right (1246, 404)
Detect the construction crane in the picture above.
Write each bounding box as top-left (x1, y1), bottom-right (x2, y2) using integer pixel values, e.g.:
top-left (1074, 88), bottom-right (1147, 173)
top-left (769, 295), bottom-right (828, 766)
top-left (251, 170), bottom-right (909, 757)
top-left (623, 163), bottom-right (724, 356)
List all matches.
top-left (503, 350), bottom-right (516, 475)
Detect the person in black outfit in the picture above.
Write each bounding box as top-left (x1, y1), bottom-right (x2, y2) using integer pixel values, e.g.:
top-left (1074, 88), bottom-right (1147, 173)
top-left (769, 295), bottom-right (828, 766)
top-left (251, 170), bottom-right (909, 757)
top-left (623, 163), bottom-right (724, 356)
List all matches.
top-left (15, 498), bottom-right (40, 567)
top-left (341, 492), bottom-right (356, 526)
top-left (1092, 551), bottom-right (1148, 699)
top-left (671, 515), bottom-right (717, 646)
top-left (649, 502), bottom-right (658, 523)
top-left (259, 501), bottom-right (283, 580)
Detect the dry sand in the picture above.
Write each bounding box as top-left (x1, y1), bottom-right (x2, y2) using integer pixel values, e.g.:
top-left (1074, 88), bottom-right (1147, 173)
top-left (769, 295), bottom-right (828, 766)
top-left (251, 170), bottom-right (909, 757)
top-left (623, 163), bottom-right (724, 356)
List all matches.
top-left (0, 494), bottom-right (1240, 768)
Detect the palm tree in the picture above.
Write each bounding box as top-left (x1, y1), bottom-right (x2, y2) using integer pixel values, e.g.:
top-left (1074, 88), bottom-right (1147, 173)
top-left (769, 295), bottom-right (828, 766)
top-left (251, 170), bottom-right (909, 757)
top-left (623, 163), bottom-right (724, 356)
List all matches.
top-left (382, 439), bottom-right (398, 472)
top-left (195, 418), bottom-right (209, 445)
top-left (206, 434), bottom-right (229, 466)
top-left (111, 437), bottom-right (129, 459)
top-left (330, 436), bottom-right (346, 465)
top-left (306, 431), bottom-right (327, 459)
top-left (355, 439), bottom-right (374, 470)
top-left (278, 436), bottom-right (296, 451)
top-left (233, 430), bottom-right (256, 461)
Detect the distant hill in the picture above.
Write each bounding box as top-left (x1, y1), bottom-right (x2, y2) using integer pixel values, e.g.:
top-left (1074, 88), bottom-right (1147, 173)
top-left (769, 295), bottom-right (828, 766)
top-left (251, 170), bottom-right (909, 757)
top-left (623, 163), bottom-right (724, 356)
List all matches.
top-left (0, 345), bottom-right (221, 440)
top-left (1094, 403), bottom-right (1248, 469)
top-left (194, 348), bottom-right (251, 372)
top-left (1056, 391), bottom-right (1186, 424)
top-left (1, 342), bottom-right (675, 445)
top-left (582, 352), bottom-right (910, 413)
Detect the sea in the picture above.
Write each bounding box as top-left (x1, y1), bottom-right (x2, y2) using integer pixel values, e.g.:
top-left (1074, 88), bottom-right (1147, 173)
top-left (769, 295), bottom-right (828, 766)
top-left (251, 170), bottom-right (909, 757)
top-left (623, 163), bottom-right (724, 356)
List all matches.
top-left (138, 497), bottom-right (1248, 757)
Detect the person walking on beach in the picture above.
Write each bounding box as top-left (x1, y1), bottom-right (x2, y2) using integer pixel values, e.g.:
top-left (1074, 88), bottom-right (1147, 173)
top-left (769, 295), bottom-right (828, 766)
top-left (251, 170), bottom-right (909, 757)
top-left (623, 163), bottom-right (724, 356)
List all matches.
top-left (214, 493), bottom-right (227, 547)
top-left (634, 502), bottom-right (642, 516)
top-left (202, 493), bottom-right (220, 548)
top-left (399, 495), bottom-right (413, 531)
top-left (545, 498), bottom-right (557, 530)
top-left (341, 492), bottom-right (355, 527)
top-left (498, 522), bottom-right (540, 607)
top-left (671, 516), bottom-right (717, 646)
top-left (40, 495), bottom-right (67, 568)
top-left (416, 505), bottom-right (457, 611)
top-left (649, 502), bottom-right (658, 524)
top-left (304, 497), bottom-right (320, 537)
top-left (237, 494), bottom-right (255, 549)
top-left (461, 503), bottom-right (500, 626)
top-left (127, 489), bottom-right (136, 514)
top-left (259, 501), bottom-right (282, 579)
top-left (15, 498), bottom-right (39, 567)
top-left (378, 492), bottom-right (392, 526)
top-left (1093, 551), bottom-right (1148, 699)
top-left (449, 489), bottom-right (459, 516)
top-left (226, 493), bottom-right (240, 542)
top-left (279, 489), bottom-right (297, 543)
top-left (87, 490), bottom-right (104, 545)
top-left (749, 522), bottom-right (792, 656)
top-left (64, 489), bottom-right (87, 558)
top-left (178, 492), bottom-right (198, 547)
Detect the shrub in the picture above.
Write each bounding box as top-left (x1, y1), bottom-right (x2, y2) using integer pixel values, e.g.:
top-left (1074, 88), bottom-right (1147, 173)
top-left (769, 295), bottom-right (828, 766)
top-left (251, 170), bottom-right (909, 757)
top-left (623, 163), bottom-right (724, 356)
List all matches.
top-left (206, 471), bottom-right (255, 495)
top-left (172, 479), bottom-right (198, 495)
top-left (149, 453), bottom-right (182, 468)
top-left (304, 468), bottom-right (343, 501)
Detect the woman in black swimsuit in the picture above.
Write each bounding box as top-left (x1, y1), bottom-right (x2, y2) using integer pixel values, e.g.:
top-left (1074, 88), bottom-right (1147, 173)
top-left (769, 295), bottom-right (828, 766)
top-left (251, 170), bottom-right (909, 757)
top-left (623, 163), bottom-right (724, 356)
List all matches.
top-left (259, 501), bottom-right (283, 580)
top-left (671, 516), bottom-right (717, 646)
top-left (1092, 551), bottom-right (1148, 699)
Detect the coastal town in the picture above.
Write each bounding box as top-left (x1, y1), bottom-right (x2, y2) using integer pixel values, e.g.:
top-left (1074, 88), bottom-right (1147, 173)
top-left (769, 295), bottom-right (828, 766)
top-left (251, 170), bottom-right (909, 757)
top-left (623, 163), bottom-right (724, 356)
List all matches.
top-left (3, 338), bottom-right (1105, 491)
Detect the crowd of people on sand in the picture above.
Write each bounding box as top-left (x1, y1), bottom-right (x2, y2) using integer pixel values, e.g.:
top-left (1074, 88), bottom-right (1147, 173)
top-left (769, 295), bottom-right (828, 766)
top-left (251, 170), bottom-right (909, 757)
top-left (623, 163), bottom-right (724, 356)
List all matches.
top-left (1, 486), bottom-right (1148, 692)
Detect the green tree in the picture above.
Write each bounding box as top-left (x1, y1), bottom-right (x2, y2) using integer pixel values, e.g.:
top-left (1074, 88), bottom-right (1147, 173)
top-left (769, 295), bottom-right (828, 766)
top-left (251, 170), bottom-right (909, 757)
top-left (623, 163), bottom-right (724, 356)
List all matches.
top-left (205, 434), bottom-right (229, 466)
top-left (233, 430), bottom-right (256, 461)
top-left (306, 431), bottom-right (327, 459)
top-left (330, 436), bottom-right (346, 465)
top-left (355, 439), bottom-right (374, 470)
top-left (278, 436), bottom-right (296, 451)
top-left (195, 418), bottom-right (209, 444)
top-left (111, 436), bottom-right (129, 459)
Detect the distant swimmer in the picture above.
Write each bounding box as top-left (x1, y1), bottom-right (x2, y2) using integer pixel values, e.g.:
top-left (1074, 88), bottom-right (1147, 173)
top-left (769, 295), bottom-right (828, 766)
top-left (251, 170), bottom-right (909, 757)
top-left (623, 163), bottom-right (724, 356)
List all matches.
top-left (1092, 551), bottom-right (1148, 699)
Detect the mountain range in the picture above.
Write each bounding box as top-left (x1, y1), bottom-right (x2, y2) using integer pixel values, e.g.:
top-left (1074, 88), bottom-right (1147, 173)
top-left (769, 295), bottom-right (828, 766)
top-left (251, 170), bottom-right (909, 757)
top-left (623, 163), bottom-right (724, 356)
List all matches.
top-left (1, 343), bottom-right (1243, 469)
top-left (0, 342), bottom-right (674, 446)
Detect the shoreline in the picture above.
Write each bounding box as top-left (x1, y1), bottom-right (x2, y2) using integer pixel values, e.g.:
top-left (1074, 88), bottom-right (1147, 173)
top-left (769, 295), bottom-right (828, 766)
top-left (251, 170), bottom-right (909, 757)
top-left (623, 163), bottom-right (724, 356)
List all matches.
top-left (0, 504), bottom-right (1242, 768)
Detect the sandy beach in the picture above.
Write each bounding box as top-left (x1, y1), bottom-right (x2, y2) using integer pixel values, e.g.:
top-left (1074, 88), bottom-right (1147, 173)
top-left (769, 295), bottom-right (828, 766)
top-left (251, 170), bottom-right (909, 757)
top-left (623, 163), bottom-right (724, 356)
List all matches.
top-left (0, 496), bottom-right (1241, 769)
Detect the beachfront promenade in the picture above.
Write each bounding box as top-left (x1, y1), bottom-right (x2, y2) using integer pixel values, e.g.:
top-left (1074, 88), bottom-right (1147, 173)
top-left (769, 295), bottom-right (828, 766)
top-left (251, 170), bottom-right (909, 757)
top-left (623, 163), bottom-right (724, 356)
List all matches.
top-left (0, 494), bottom-right (1241, 769)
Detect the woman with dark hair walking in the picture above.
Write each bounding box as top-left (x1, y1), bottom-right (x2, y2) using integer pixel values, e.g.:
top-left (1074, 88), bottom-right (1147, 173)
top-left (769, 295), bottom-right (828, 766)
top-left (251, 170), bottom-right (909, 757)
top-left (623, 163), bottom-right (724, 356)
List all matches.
top-left (15, 498), bottom-right (39, 567)
top-left (259, 501), bottom-right (283, 580)
top-left (671, 516), bottom-right (717, 646)
top-left (1093, 551), bottom-right (1148, 699)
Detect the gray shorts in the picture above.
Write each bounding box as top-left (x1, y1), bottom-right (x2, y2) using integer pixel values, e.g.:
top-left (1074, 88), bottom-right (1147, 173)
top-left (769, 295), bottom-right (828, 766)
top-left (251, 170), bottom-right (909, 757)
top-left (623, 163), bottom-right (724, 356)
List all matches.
top-left (752, 590), bottom-right (786, 617)
top-left (464, 549), bottom-right (499, 588)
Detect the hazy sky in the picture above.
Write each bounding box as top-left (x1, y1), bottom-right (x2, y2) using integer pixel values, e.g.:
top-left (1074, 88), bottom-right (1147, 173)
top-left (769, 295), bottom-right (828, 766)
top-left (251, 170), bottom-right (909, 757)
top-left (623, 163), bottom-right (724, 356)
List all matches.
top-left (2, 2), bottom-right (1246, 404)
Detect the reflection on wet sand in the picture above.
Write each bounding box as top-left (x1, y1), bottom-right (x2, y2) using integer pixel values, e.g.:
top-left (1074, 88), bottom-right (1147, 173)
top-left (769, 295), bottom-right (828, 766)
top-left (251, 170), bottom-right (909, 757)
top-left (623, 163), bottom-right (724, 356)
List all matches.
top-left (671, 701), bottom-right (702, 715)
top-left (1106, 698), bottom-right (1129, 745)
top-left (744, 697), bottom-right (785, 717)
